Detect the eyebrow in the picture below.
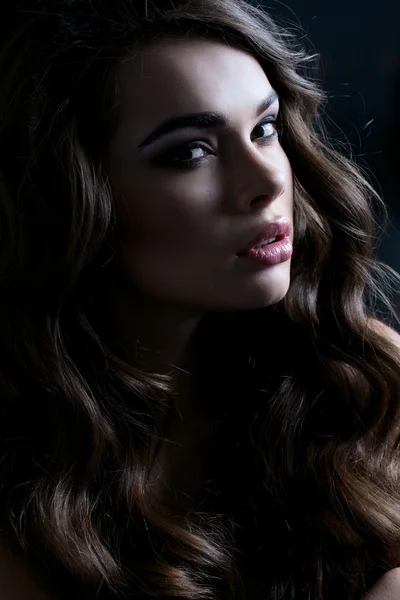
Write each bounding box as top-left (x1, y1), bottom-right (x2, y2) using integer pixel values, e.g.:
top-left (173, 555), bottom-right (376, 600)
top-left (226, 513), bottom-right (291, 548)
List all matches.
top-left (137, 91), bottom-right (279, 150)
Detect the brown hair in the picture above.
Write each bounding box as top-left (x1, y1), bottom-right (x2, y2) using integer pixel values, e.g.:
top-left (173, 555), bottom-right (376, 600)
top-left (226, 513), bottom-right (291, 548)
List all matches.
top-left (0, 0), bottom-right (400, 598)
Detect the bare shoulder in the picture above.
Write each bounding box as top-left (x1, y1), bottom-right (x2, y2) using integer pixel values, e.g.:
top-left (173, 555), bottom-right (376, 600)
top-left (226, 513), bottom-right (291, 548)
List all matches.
top-left (0, 531), bottom-right (55, 600)
top-left (361, 568), bottom-right (400, 599)
top-left (367, 318), bottom-right (400, 351)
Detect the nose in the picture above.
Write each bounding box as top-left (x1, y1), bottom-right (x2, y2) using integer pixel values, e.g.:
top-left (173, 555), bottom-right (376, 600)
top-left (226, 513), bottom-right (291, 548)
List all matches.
top-left (227, 140), bottom-right (288, 213)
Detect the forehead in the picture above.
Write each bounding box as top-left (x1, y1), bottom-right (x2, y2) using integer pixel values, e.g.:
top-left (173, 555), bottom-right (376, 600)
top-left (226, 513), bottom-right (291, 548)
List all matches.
top-left (116, 36), bottom-right (274, 128)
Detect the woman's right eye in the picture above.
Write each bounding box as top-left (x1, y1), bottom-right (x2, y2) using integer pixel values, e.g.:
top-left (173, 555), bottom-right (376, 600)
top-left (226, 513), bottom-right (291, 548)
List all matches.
top-left (153, 143), bottom-right (212, 169)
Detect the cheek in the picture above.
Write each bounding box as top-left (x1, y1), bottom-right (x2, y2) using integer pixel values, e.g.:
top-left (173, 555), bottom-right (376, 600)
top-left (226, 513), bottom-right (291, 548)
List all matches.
top-left (111, 180), bottom-right (210, 297)
top-left (283, 158), bottom-right (294, 215)
top-left (282, 151), bottom-right (293, 189)
top-left (113, 172), bottom-right (215, 252)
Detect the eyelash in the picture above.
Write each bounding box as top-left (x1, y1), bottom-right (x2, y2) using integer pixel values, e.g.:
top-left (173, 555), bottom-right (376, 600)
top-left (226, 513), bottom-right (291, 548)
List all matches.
top-left (155, 117), bottom-right (281, 170)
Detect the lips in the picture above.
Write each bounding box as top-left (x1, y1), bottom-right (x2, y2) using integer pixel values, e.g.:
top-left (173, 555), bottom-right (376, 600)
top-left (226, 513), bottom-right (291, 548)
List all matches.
top-left (238, 218), bottom-right (291, 255)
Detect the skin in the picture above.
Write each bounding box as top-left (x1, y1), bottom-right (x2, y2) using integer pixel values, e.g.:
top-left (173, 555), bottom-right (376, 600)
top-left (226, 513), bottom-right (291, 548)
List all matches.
top-left (360, 568), bottom-right (400, 599)
top-left (105, 35), bottom-right (294, 377)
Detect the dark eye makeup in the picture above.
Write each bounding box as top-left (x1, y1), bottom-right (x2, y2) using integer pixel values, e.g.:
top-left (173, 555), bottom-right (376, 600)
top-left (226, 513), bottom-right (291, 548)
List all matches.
top-left (151, 115), bottom-right (281, 170)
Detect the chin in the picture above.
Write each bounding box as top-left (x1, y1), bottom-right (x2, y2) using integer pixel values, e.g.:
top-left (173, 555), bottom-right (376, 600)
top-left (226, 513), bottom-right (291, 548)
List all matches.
top-left (211, 272), bottom-right (291, 313)
top-left (237, 263), bottom-right (291, 310)
top-left (240, 286), bottom-right (290, 311)
top-left (212, 290), bottom-right (289, 313)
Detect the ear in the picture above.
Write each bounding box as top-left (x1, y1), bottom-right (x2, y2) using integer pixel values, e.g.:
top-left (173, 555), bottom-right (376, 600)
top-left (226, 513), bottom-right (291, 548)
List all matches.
top-left (361, 568), bottom-right (400, 600)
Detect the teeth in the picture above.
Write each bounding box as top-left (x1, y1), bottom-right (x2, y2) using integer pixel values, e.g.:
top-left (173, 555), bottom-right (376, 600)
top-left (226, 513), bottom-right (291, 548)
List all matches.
top-left (255, 237), bottom-right (276, 249)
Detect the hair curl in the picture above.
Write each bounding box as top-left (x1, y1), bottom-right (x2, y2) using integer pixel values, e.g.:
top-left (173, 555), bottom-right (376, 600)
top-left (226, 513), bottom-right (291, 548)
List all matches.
top-left (0, 0), bottom-right (400, 598)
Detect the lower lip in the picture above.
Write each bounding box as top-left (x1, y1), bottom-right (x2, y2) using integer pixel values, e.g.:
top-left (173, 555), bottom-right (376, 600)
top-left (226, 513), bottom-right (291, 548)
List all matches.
top-left (238, 236), bottom-right (293, 266)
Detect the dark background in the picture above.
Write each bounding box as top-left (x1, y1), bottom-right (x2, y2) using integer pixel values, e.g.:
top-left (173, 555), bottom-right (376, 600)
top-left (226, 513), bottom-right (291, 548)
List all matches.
top-left (264, 0), bottom-right (400, 305)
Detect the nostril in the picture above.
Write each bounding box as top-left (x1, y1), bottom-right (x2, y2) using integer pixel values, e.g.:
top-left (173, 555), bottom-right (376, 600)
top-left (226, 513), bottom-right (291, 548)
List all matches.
top-left (250, 194), bottom-right (271, 207)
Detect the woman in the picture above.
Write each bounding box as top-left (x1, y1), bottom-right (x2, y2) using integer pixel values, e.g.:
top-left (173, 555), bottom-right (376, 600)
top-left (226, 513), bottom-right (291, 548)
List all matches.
top-left (0, 0), bottom-right (400, 598)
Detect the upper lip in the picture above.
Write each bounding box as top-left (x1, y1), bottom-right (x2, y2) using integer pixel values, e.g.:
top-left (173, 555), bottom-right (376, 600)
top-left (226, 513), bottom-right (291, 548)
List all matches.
top-left (238, 218), bottom-right (291, 255)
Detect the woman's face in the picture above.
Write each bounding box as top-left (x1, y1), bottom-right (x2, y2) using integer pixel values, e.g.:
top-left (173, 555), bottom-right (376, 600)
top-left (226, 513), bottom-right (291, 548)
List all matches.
top-left (107, 35), bottom-right (293, 313)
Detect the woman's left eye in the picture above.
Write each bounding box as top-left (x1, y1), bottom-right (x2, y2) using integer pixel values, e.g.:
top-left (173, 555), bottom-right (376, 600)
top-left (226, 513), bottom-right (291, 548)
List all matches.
top-left (251, 118), bottom-right (279, 141)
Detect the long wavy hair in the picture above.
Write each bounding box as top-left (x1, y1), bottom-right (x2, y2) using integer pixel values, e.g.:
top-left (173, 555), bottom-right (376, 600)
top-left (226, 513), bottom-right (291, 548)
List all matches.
top-left (1, 1), bottom-right (400, 598)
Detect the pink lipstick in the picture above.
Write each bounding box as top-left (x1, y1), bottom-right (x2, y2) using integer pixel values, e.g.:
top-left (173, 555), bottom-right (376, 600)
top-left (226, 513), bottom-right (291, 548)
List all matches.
top-left (238, 218), bottom-right (293, 266)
